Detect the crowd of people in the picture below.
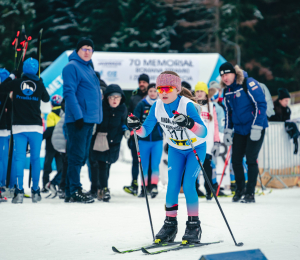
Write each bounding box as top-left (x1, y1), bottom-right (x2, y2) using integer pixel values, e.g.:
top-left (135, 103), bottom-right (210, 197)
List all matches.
top-left (0, 37), bottom-right (293, 217)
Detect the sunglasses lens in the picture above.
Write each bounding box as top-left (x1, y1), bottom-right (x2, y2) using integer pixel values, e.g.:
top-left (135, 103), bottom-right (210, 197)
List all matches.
top-left (157, 87), bottom-right (174, 94)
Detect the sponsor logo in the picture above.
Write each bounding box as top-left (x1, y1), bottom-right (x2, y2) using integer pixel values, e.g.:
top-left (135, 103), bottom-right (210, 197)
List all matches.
top-left (225, 70), bottom-right (231, 73)
top-left (236, 91), bottom-right (241, 97)
top-left (252, 86), bottom-right (258, 90)
top-left (220, 71), bottom-right (224, 75)
top-left (169, 137), bottom-right (197, 146)
top-left (249, 81), bottom-right (256, 87)
top-left (20, 80), bottom-right (36, 96)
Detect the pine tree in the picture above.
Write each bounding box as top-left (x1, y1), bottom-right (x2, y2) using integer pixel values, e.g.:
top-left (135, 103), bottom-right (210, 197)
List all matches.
top-left (0, 0), bottom-right (35, 70)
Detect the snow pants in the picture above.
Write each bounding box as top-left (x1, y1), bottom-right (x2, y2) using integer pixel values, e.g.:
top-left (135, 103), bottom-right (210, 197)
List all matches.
top-left (166, 142), bottom-right (206, 217)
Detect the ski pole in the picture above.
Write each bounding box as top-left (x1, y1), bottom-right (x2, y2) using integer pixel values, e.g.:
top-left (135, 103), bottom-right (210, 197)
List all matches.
top-left (172, 111), bottom-right (243, 247)
top-left (131, 123), bottom-right (155, 241)
top-left (216, 146), bottom-right (231, 196)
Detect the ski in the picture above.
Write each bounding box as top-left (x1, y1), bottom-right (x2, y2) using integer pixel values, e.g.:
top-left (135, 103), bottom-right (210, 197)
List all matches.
top-left (142, 240), bottom-right (222, 255)
top-left (112, 241), bottom-right (182, 254)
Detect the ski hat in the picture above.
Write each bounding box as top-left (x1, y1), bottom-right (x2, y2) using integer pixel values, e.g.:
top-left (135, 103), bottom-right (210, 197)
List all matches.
top-left (76, 37), bottom-right (94, 52)
top-left (182, 81), bottom-right (192, 91)
top-left (51, 94), bottom-right (63, 106)
top-left (195, 81), bottom-right (208, 95)
top-left (156, 72), bottom-right (181, 92)
top-left (278, 88), bottom-right (290, 100)
top-left (147, 83), bottom-right (156, 92)
top-left (23, 58), bottom-right (39, 75)
top-left (219, 62), bottom-right (236, 76)
top-left (0, 68), bottom-right (10, 83)
top-left (138, 73), bottom-right (149, 84)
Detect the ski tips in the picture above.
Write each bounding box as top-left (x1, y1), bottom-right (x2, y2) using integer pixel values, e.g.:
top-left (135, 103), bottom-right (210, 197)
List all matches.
top-left (112, 246), bottom-right (121, 253)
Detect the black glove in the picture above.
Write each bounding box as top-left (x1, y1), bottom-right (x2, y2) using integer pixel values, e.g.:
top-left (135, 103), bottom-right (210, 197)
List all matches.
top-left (75, 118), bottom-right (84, 130)
top-left (11, 69), bottom-right (21, 79)
top-left (127, 115), bottom-right (141, 129)
top-left (173, 113), bottom-right (195, 129)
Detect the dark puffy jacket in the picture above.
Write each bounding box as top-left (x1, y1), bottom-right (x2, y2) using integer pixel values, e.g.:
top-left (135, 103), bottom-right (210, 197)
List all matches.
top-left (0, 94), bottom-right (11, 130)
top-left (90, 84), bottom-right (127, 164)
top-left (269, 99), bottom-right (291, 122)
top-left (134, 98), bottom-right (163, 141)
top-left (128, 88), bottom-right (147, 114)
top-left (222, 65), bottom-right (268, 135)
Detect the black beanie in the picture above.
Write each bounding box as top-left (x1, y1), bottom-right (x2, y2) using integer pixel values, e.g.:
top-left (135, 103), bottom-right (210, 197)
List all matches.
top-left (76, 37), bottom-right (94, 52)
top-left (219, 62), bottom-right (236, 76)
top-left (147, 83), bottom-right (156, 92)
top-left (138, 73), bottom-right (150, 84)
top-left (278, 88), bottom-right (290, 100)
top-left (182, 81), bottom-right (192, 91)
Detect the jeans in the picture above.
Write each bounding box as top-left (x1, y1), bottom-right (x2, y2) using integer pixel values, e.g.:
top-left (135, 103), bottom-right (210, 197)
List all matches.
top-left (66, 123), bottom-right (94, 195)
top-left (232, 129), bottom-right (265, 194)
top-left (13, 132), bottom-right (43, 191)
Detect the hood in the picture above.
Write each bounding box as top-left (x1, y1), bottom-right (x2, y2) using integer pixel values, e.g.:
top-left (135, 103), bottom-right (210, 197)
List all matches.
top-left (104, 84), bottom-right (126, 105)
top-left (23, 73), bottom-right (40, 82)
top-left (220, 65), bottom-right (247, 88)
top-left (69, 50), bottom-right (93, 66)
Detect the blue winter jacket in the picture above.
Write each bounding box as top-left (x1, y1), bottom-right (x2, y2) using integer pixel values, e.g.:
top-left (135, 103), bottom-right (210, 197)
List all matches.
top-left (223, 68), bottom-right (268, 136)
top-left (63, 50), bottom-right (102, 124)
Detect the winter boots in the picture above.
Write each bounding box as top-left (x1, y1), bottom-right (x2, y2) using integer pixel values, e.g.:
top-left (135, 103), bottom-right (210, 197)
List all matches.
top-left (31, 188), bottom-right (42, 203)
top-left (182, 217), bottom-right (202, 243)
top-left (97, 188), bottom-right (111, 202)
top-left (123, 180), bottom-right (138, 196)
top-left (71, 188), bottom-right (94, 203)
top-left (241, 193), bottom-right (255, 203)
top-left (155, 217), bottom-right (178, 243)
top-left (232, 188), bottom-right (246, 202)
top-left (12, 189), bottom-right (24, 204)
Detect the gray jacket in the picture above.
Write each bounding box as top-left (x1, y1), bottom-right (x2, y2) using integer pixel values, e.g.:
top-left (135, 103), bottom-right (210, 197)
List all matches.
top-left (51, 110), bottom-right (66, 153)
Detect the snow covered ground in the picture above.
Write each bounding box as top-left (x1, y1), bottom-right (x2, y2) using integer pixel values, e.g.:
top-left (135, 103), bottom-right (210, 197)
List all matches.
top-left (1, 160), bottom-right (300, 260)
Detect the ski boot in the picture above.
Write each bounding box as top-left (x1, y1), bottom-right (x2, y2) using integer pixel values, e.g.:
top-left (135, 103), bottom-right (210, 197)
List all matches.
top-left (0, 190), bottom-right (7, 202)
top-left (32, 187), bottom-right (42, 203)
top-left (71, 188), bottom-right (94, 203)
top-left (150, 184), bottom-right (158, 198)
top-left (45, 182), bottom-right (57, 199)
top-left (41, 187), bottom-right (49, 193)
top-left (138, 186), bottom-right (148, 198)
top-left (155, 217), bottom-right (178, 243)
top-left (212, 183), bottom-right (226, 197)
top-left (206, 192), bottom-right (212, 200)
top-left (123, 180), bottom-right (138, 196)
top-left (240, 193), bottom-right (255, 203)
top-left (232, 188), bottom-right (246, 202)
top-left (12, 189), bottom-right (24, 204)
top-left (102, 188), bottom-right (111, 202)
top-left (182, 217), bottom-right (201, 244)
top-left (85, 190), bottom-right (97, 199)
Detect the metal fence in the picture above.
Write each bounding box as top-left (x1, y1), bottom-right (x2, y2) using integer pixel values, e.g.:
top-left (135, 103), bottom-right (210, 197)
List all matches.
top-left (258, 122), bottom-right (300, 188)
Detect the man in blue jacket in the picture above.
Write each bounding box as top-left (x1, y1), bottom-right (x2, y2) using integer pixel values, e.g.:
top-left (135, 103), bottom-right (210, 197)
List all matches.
top-left (63, 37), bottom-right (102, 203)
top-left (220, 62), bottom-right (268, 203)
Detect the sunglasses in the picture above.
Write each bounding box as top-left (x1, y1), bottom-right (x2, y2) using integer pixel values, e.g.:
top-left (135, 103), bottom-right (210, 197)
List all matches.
top-left (156, 86), bottom-right (176, 94)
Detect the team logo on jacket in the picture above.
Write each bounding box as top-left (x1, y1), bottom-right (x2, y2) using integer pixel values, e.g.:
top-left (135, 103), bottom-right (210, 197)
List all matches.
top-left (20, 80), bottom-right (36, 96)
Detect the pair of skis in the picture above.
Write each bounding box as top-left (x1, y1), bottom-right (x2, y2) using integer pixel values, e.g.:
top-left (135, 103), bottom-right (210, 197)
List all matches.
top-left (112, 240), bottom-right (222, 255)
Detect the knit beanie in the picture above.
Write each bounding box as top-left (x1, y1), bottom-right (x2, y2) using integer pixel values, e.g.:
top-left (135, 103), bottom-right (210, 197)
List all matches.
top-left (76, 37), bottom-right (94, 52)
top-left (156, 72), bottom-right (181, 92)
top-left (182, 81), bottom-right (192, 91)
top-left (23, 58), bottom-right (39, 75)
top-left (138, 73), bottom-right (150, 84)
top-left (147, 83), bottom-right (156, 92)
top-left (219, 62), bottom-right (236, 76)
top-left (195, 82), bottom-right (208, 95)
top-left (278, 88), bottom-right (290, 100)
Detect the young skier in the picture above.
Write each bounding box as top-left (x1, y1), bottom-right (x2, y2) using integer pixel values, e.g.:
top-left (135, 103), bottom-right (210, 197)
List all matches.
top-left (127, 71), bottom-right (207, 243)
top-left (0, 58), bottom-right (50, 203)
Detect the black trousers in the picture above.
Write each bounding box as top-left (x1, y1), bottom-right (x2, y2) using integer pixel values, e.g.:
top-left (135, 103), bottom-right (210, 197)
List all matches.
top-left (232, 130), bottom-right (265, 194)
top-left (42, 145), bottom-right (63, 187)
top-left (90, 159), bottom-right (111, 190)
top-left (203, 154), bottom-right (213, 194)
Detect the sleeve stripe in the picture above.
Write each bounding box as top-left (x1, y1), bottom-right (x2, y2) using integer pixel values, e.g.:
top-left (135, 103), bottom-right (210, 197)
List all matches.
top-left (247, 90), bottom-right (258, 125)
top-left (224, 97), bottom-right (229, 129)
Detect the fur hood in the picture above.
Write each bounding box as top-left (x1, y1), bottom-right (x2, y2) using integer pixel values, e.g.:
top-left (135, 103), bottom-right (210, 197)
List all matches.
top-left (220, 65), bottom-right (245, 88)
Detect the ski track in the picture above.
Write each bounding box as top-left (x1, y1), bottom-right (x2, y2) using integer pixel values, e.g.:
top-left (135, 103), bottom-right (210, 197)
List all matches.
top-left (1, 160), bottom-right (300, 260)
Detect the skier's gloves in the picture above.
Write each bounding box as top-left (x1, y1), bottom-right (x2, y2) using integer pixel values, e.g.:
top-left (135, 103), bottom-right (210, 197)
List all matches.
top-left (11, 69), bottom-right (21, 79)
top-left (75, 118), bottom-right (84, 130)
top-left (127, 114), bottom-right (141, 130)
top-left (123, 129), bottom-right (131, 139)
top-left (224, 128), bottom-right (233, 146)
top-left (211, 142), bottom-right (220, 158)
top-left (173, 113), bottom-right (195, 129)
top-left (250, 125), bottom-right (263, 141)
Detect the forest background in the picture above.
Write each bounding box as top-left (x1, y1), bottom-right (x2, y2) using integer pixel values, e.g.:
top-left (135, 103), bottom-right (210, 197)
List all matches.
top-left (1, 0), bottom-right (299, 95)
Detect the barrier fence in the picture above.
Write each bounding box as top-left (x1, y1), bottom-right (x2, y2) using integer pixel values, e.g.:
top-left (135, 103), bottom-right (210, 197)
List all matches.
top-left (258, 122), bottom-right (300, 188)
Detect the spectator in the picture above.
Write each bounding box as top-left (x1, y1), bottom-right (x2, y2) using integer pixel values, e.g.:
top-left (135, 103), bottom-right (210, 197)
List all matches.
top-left (90, 84), bottom-right (128, 202)
top-left (41, 94), bottom-right (63, 197)
top-left (126, 74), bottom-right (149, 196)
top-left (220, 62), bottom-right (268, 203)
top-left (182, 81), bottom-right (192, 91)
top-left (63, 37), bottom-right (102, 203)
top-left (0, 58), bottom-right (50, 203)
top-left (124, 83), bottom-right (163, 198)
top-left (269, 88), bottom-right (291, 122)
